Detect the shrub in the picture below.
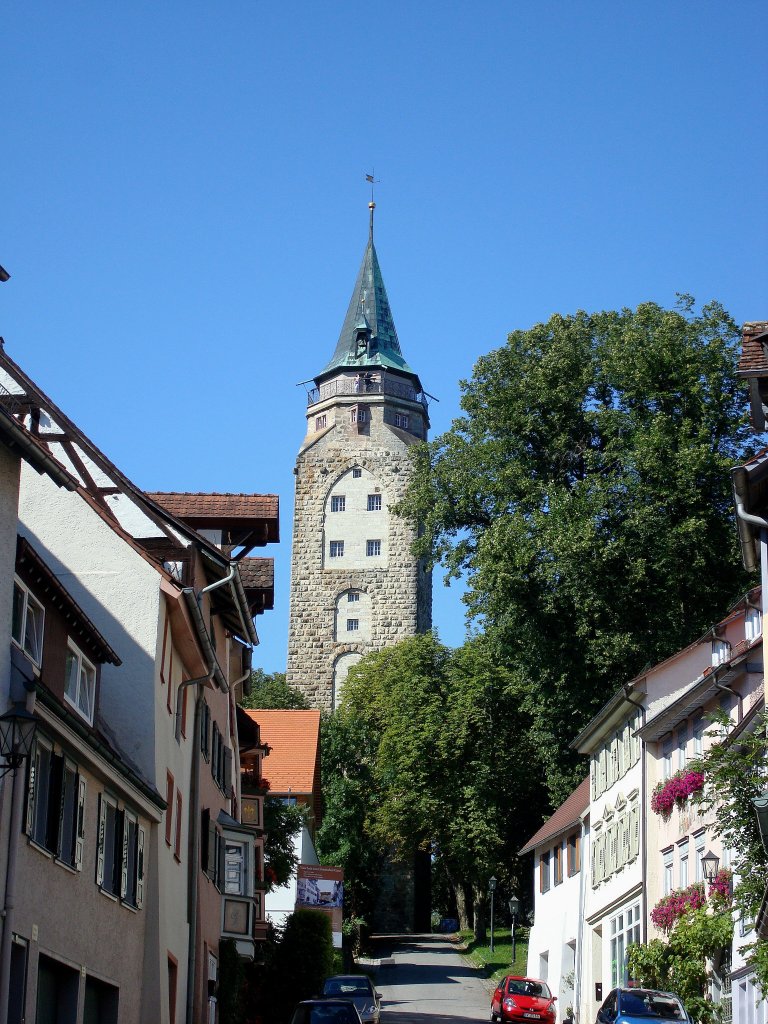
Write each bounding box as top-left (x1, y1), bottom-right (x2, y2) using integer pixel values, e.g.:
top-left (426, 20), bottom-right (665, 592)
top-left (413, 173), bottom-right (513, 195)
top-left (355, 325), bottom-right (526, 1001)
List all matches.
top-left (266, 909), bottom-right (335, 1022)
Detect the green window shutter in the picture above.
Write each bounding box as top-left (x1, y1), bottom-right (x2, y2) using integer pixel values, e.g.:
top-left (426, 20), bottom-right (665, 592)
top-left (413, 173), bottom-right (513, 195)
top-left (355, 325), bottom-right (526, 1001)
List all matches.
top-left (25, 745), bottom-right (37, 837)
top-left (120, 810), bottom-right (129, 899)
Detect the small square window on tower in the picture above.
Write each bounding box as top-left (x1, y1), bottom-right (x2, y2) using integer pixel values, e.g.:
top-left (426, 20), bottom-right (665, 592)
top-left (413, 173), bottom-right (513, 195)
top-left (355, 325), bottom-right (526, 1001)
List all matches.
top-left (394, 412), bottom-right (409, 429)
top-left (366, 540), bottom-right (381, 557)
top-left (367, 494), bottom-right (382, 511)
top-left (331, 495), bottom-right (346, 512)
top-left (352, 467), bottom-right (362, 478)
top-left (347, 592), bottom-right (360, 603)
top-left (346, 619), bottom-right (359, 631)
top-left (329, 541), bottom-right (344, 558)
top-left (315, 414), bottom-right (327, 430)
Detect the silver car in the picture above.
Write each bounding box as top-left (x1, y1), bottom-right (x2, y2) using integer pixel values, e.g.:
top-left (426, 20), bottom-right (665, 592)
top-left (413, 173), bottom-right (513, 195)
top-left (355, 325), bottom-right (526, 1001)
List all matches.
top-left (321, 975), bottom-right (382, 1024)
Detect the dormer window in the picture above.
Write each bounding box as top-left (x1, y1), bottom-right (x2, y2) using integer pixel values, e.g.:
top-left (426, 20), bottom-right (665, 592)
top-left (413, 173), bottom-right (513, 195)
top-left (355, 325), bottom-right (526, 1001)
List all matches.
top-left (746, 607), bottom-right (762, 642)
top-left (712, 638), bottom-right (730, 666)
top-left (12, 579), bottom-right (44, 665)
top-left (65, 641), bottom-right (96, 724)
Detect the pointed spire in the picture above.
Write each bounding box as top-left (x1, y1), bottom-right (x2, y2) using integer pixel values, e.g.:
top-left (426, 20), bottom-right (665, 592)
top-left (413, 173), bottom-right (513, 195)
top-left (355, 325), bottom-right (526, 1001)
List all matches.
top-left (316, 210), bottom-right (418, 383)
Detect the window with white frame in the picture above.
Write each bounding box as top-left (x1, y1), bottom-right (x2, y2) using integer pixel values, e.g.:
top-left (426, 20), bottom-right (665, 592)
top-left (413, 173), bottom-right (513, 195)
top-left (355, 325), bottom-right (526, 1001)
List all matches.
top-left (329, 541), bottom-right (344, 558)
top-left (64, 642), bottom-right (96, 724)
top-left (367, 494), bottom-right (382, 511)
top-left (12, 579), bottom-right (45, 665)
top-left (693, 716), bottom-right (704, 757)
top-left (394, 412), bottom-right (409, 429)
top-left (366, 539), bottom-right (381, 557)
top-left (610, 904), bottom-right (641, 987)
top-left (678, 839), bottom-right (689, 888)
top-left (347, 591), bottom-right (360, 603)
top-left (663, 848), bottom-right (674, 896)
top-left (96, 793), bottom-right (145, 908)
top-left (677, 724), bottom-right (688, 770)
top-left (352, 467), bottom-right (362, 478)
top-left (745, 607), bottom-right (761, 642)
top-left (315, 414), bottom-right (327, 430)
top-left (662, 736), bottom-right (673, 780)
top-left (694, 831), bottom-right (705, 882)
top-left (224, 839), bottom-right (249, 896)
top-left (27, 737), bottom-right (86, 870)
top-left (712, 639), bottom-right (730, 666)
top-left (346, 619), bottom-right (359, 632)
top-left (331, 495), bottom-right (345, 512)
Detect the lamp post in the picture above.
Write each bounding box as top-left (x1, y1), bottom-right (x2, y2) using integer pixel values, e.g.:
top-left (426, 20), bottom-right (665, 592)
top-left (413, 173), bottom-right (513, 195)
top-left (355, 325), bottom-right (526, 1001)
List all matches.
top-left (701, 849), bottom-right (720, 884)
top-left (508, 895), bottom-right (520, 966)
top-left (0, 704), bottom-right (38, 1024)
top-left (489, 876), bottom-right (498, 953)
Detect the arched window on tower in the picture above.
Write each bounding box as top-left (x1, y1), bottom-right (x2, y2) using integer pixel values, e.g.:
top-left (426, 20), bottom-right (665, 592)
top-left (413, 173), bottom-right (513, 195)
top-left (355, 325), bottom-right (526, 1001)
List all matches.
top-left (334, 590), bottom-right (371, 641)
top-left (332, 652), bottom-right (362, 710)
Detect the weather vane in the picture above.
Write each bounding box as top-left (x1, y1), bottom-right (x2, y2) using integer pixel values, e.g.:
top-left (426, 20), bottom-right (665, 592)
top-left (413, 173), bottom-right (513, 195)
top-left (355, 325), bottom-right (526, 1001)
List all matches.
top-left (366, 172), bottom-right (380, 239)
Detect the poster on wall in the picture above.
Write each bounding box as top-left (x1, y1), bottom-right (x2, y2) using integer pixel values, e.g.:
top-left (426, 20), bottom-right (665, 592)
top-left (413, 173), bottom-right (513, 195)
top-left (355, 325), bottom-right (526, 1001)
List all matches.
top-left (296, 865), bottom-right (344, 948)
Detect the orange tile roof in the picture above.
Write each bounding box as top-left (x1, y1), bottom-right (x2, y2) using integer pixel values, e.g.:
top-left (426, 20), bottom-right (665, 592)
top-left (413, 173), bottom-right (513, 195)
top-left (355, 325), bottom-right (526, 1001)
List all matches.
top-left (737, 321), bottom-right (768, 377)
top-left (244, 709), bottom-right (321, 795)
top-left (148, 492), bottom-right (279, 519)
top-left (519, 777), bottom-right (590, 855)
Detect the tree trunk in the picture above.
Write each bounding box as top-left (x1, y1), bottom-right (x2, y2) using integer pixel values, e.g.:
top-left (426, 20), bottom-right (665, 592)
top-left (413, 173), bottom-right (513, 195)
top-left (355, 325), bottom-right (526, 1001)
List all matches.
top-left (455, 884), bottom-right (470, 932)
top-left (472, 886), bottom-right (487, 944)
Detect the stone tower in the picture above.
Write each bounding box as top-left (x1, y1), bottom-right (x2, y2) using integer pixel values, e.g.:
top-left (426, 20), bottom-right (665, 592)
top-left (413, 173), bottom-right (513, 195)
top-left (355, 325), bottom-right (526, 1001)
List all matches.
top-left (286, 205), bottom-right (432, 711)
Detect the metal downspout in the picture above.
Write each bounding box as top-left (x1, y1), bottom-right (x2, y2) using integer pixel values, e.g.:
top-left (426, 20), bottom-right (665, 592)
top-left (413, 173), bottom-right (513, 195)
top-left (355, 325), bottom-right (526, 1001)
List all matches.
top-left (186, 685), bottom-right (205, 1024)
top-left (574, 814), bottom-right (587, 1024)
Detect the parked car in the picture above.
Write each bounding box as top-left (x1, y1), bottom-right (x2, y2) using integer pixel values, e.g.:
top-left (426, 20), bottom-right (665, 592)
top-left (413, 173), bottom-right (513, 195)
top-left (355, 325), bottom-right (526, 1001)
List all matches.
top-left (321, 974), bottom-right (382, 1024)
top-left (595, 988), bottom-right (690, 1022)
top-left (491, 976), bottom-right (557, 1022)
top-left (290, 1000), bottom-right (363, 1024)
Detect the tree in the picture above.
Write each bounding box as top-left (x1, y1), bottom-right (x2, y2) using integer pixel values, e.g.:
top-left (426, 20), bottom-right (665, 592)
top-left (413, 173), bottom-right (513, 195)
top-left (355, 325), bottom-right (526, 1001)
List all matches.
top-left (240, 668), bottom-right (309, 710)
top-left (263, 797), bottom-right (305, 889)
top-left (330, 633), bottom-right (546, 938)
top-left (396, 299), bottom-right (754, 802)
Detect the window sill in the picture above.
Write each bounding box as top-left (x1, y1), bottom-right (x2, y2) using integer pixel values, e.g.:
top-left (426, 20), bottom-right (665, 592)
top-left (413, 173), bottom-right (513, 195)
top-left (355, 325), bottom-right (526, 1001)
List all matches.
top-left (27, 838), bottom-right (55, 860)
top-left (99, 886), bottom-right (119, 903)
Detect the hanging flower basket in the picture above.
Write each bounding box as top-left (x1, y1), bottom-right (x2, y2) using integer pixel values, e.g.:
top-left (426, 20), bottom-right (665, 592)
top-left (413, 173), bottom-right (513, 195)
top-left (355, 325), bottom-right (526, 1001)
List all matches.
top-left (650, 882), bottom-right (706, 932)
top-left (708, 868), bottom-right (732, 902)
top-left (650, 769), bottom-right (705, 818)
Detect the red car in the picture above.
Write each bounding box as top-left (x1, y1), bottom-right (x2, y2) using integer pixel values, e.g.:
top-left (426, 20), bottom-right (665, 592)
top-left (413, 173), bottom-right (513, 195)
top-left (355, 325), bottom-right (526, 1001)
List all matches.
top-left (491, 976), bottom-right (557, 1023)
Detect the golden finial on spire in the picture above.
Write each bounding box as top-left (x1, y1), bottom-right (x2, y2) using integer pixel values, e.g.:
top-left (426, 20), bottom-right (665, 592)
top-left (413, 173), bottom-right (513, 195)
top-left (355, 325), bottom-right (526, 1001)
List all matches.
top-left (365, 172), bottom-right (379, 240)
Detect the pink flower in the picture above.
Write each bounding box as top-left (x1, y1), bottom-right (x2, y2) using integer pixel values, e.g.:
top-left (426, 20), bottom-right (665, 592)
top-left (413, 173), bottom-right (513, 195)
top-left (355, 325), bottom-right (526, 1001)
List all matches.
top-left (651, 883), bottom-right (706, 932)
top-left (708, 869), bottom-right (732, 902)
top-left (651, 769), bottom-right (705, 819)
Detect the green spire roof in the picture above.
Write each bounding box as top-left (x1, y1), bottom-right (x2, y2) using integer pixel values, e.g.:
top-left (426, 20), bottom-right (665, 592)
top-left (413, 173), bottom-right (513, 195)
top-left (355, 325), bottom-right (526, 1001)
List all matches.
top-left (317, 231), bottom-right (418, 382)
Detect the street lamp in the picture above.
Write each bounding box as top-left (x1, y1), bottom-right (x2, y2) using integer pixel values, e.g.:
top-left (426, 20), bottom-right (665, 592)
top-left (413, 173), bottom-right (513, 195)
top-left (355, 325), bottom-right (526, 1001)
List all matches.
top-left (0, 705), bottom-right (37, 778)
top-left (701, 849), bottom-right (720, 884)
top-left (508, 895), bottom-right (520, 965)
top-left (753, 790), bottom-right (768, 853)
top-left (489, 876), bottom-right (498, 953)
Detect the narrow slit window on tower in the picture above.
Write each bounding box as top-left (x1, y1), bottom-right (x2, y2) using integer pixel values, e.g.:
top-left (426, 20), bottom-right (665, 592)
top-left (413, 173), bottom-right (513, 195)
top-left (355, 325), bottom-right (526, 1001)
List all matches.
top-left (315, 414), bottom-right (327, 430)
top-left (331, 495), bottom-right (346, 512)
top-left (346, 619), bottom-right (359, 632)
top-left (367, 494), bottom-right (382, 511)
top-left (366, 540), bottom-right (381, 557)
top-left (329, 541), bottom-right (344, 558)
top-left (352, 467), bottom-right (362, 478)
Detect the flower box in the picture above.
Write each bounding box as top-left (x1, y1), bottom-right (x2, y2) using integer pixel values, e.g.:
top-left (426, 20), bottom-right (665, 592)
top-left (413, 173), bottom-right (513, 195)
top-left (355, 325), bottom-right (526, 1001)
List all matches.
top-left (650, 769), bottom-right (704, 819)
top-left (651, 882), bottom-right (706, 932)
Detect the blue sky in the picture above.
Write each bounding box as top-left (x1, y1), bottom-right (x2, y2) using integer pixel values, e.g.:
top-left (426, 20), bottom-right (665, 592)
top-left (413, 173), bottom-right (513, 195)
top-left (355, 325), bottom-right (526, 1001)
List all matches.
top-left (2, 2), bottom-right (767, 671)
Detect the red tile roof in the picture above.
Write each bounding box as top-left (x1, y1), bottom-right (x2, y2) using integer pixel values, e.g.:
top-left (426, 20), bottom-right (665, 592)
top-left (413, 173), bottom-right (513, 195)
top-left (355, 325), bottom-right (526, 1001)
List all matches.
top-left (243, 710), bottom-right (321, 795)
top-left (519, 777), bottom-right (590, 855)
top-left (147, 492), bottom-right (279, 520)
top-left (737, 321), bottom-right (768, 377)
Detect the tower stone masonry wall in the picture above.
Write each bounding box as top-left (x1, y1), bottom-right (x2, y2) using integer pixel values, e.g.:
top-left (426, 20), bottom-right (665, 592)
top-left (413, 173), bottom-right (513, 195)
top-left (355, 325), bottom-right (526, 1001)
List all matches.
top-left (286, 410), bottom-right (432, 710)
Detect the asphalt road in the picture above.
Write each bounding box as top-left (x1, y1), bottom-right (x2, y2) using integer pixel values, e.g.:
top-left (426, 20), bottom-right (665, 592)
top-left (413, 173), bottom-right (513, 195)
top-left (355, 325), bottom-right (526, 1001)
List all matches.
top-left (372, 934), bottom-right (492, 1024)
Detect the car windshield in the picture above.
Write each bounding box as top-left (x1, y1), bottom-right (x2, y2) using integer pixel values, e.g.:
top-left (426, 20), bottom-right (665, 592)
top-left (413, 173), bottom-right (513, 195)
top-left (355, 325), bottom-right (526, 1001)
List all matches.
top-left (291, 1005), bottom-right (359, 1024)
top-left (620, 991), bottom-right (686, 1019)
top-left (506, 979), bottom-right (551, 999)
top-left (323, 980), bottom-right (372, 996)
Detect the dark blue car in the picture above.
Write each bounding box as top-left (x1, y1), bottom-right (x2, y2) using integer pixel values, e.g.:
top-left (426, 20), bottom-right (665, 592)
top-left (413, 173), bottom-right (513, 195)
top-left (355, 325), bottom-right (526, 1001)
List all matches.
top-left (595, 988), bottom-right (690, 1023)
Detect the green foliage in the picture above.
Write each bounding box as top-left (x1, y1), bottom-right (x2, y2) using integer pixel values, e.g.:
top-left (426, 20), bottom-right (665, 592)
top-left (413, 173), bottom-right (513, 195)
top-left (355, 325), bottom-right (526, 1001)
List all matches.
top-left (240, 669), bottom-right (309, 710)
top-left (628, 903), bottom-right (734, 1023)
top-left (691, 708), bottom-right (768, 992)
top-left (315, 709), bottom-right (381, 925)
top-left (263, 797), bottom-right (305, 889)
top-left (395, 299), bottom-right (753, 801)
top-left (276, 910), bottom-right (334, 1001)
top-left (319, 633), bottom-right (545, 930)
top-left (217, 939), bottom-right (246, 1024)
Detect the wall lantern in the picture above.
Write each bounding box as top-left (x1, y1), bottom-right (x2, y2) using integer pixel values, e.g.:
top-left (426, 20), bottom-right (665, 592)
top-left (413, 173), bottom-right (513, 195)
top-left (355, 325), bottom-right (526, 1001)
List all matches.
top-left (701, 849), bottom-right (720, 883)
top-left (752, 790), bottom-right (768, 854)
top-left (0, 705), bottom-right (37, 779)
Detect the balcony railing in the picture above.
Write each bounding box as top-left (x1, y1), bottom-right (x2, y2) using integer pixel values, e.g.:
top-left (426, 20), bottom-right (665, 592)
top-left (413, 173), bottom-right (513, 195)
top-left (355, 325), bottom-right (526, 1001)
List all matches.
top-left (307, 374), bottom-right (428, 411)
